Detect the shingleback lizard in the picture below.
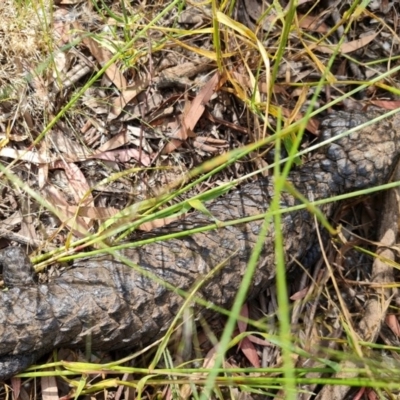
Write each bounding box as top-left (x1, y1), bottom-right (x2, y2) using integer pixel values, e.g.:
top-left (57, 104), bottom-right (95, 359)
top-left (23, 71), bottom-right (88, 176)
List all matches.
top-left (0, 110), bottom-right (399, 379)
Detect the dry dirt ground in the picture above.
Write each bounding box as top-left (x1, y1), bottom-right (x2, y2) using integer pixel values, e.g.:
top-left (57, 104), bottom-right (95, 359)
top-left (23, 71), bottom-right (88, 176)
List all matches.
top-left (1, 0), bottom-right (400, 399)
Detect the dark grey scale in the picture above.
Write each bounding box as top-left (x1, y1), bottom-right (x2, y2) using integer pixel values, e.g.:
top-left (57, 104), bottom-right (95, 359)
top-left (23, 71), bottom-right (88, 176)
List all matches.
top-left (1, 247), bottom-right (37, 287)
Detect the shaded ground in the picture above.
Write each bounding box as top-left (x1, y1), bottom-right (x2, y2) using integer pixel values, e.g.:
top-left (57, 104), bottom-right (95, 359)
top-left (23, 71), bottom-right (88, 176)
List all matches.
top-left (1, 0), bottom-right (400, 399)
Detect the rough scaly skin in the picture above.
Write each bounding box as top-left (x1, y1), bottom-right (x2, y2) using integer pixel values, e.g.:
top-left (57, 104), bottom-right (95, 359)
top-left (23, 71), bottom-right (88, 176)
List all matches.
top-left (0, 110), bottom-right (399, 379)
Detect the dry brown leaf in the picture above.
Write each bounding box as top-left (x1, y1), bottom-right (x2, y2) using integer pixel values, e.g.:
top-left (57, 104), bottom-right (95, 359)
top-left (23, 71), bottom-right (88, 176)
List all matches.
top-left (90, 148), bottom-right (151, 166)
top-left (153, 118), bottom-right (181, 142)
top-left (38, 146), bottom-right (50, 188)
top-left (2, 212), bottom-right (23, 231)
top-left (96, 130), bottom-right (131, 152)
top-left (317, 32), bottom-right (379, 54)
top-left (58, 206), bottom-right (120, 220)
top-left (192, 143), bottom-right (218, 153)
top-left (49, 130), bottom-right (92, 161)
top-left (246, 335), bottom-right (272, 346)
top-left (369, 100), bottom-right (400, 110)
top-left (385, 314), bottom-right (400, 337)
top-left (237, 303), bottom-right (248, 334)
top-left (41, 375), bottom-right (59, 400)
top-left (139, 215), bottom-right (183, 232)
top-left (43, 184), bottom-right (90, 236)
top-left (193, 137), bottom-right (229, 153)
top-left (10, 378), bottom-right (21, 399)
top-left (231, 71), bottom-right (251, 92)
top-left (366, 388), bottom-right (378, 400)
top-left (52, 8), bottom-right (73, 45)
top-left (232, 71), bottom-right (290, 105)
top-left (202, 345), bottom-right (217, 368)
top-left (19, 214), bottom-right (37, 244)
top-left (51, 160), bottom-right (94, 206)
top-left (196, 137), bottom-right (227, 145)
top-left (203, 109), bottom-right (249, 135)
top-left (0, 131), bottom-right (29, 142)
top-left (161, 72), bottom-right (221, 154)
top-left (48, 129), bottom-right (151, 165)
top-left (290, 286), bottom-right (309, 300)
top-left (237, 304), bottom-right (261, 368)
top-left (53, 51), bottom-right (68, 78)
top-left (57, 0), bottom-right (84, 4)
top-left (43, 184), bottom-right (75, 207)
top-left (297, 14), bottom-right (329, 33)
top-left (161, 95), bottom-right (194, 154)
top-left (238, 336), bottom-right (260, 368)
top-left (82, 35), bottom-right (127, 90)
top-left (0, 147), bottom-right (53, 164)
top-left (281, 108), bottom-right (320, 135)
top-left (110, 78), bottom-right (151, 118)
